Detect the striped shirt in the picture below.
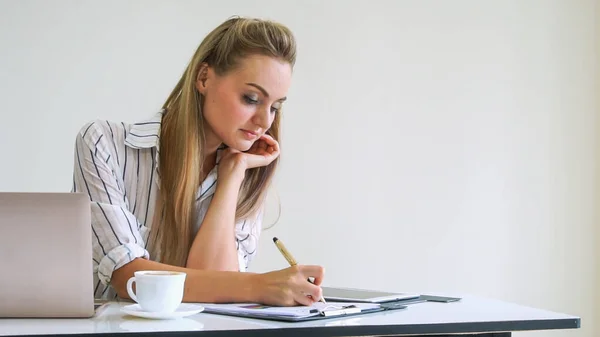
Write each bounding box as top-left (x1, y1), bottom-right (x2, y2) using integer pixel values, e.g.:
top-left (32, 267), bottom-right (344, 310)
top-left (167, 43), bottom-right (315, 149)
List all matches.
top-left (71, 110), bottom-right (262, 300)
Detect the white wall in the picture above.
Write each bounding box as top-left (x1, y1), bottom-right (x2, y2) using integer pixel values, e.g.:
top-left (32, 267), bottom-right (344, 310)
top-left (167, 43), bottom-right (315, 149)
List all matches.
top-left (0, 1), bottom-right (597, 336)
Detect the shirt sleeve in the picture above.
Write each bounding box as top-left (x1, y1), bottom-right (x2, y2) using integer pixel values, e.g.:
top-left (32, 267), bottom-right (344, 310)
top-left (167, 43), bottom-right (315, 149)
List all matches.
top-left (72, 121), bottom-right (149, 286)
top-left (235, 207), bottom-right (264, 272)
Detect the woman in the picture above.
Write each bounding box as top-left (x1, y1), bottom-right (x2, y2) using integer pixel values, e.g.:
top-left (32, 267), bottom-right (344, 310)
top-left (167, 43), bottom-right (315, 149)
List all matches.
top-left (72, 16), bottom-right (324, 306)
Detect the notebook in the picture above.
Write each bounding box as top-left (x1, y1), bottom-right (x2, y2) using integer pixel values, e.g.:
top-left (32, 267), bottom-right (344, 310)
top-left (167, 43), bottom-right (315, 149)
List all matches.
top-left (200, 301), bottom-right (407, 322)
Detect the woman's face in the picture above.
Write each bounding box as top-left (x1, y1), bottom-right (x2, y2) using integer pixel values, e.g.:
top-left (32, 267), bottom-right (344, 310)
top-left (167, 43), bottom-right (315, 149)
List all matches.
top-left (198, 54), bottom-right (292, 151)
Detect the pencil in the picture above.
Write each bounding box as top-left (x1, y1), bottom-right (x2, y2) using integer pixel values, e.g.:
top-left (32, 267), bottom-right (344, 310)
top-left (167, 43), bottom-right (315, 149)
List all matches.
top-left (272, 237), bottom-right (326, 303)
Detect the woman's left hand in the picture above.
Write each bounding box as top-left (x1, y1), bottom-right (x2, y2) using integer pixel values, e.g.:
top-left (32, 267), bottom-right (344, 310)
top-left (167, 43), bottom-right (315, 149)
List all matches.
top-left (218, 134), bottom-right (280, 180)
top-left (242, 134), bottom-right (280, 169)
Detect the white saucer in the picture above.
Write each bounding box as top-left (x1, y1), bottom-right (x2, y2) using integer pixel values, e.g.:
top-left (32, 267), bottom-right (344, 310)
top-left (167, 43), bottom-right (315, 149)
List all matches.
top-left (121, 304), bottom-right (204, 320)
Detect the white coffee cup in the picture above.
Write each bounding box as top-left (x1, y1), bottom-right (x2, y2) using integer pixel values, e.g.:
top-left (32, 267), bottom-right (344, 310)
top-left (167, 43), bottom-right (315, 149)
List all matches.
top-left (126, 271), bottom-right (186, 313)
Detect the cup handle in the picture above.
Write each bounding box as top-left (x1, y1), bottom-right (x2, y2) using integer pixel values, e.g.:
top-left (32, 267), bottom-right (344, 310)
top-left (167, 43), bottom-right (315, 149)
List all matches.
top-left (126, 277), bottom-right (138, 303)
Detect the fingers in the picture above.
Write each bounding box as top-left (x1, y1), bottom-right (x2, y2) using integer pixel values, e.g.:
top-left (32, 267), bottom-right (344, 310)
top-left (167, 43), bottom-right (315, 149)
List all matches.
top-left (241, 135), bottom-right (281, 169)
top-left (259, 139), bottom-right (268, 150)
top-left (298, 265), bottom-right (325, 286)
top-left (260, 133), bottom-right (277, 144)
top-left (294, 289), bottom-right (316, 306)
top-left (257, 140), bottom-right (268, 156)
top-left (259, 264), bottom-right (325, 307)
top-left (259, 135), bottom-right (280, 154)
top-left (302, 283), bottom-right (323, 303)
top-left (294, 265), bottom-right (325, 305)
top-left (248, 140), bottom-right (259, 153)
top-left (248, 136), bottom-right (278, 155)
top-left (291, 280), bottom-right (321, 306)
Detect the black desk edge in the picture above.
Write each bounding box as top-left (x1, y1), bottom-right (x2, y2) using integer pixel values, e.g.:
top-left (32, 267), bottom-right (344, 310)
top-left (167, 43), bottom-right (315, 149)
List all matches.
top-left (12, 316), bottom-right (580, 337)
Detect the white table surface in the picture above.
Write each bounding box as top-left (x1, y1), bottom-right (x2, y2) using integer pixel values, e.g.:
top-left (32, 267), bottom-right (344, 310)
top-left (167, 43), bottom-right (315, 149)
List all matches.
top-left (0, 295), bottom-right (580, 336)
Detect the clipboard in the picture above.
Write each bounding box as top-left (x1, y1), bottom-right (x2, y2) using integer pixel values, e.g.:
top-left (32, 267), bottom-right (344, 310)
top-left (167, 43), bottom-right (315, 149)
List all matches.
top-left (200, 301), bottom-right (408, 322)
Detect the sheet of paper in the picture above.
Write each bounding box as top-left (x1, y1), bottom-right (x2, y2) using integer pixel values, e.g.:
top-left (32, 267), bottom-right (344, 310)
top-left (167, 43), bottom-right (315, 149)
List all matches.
top-left (200, 301), bottom-right (381, 318)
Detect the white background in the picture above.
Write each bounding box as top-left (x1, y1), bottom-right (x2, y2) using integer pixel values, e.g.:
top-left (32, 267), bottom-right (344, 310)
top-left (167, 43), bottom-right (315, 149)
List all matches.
top-left (0, 1), bottom-right (597, 336)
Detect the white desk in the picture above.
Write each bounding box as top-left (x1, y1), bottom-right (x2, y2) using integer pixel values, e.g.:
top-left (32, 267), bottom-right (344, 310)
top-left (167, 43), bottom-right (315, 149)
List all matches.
top-left (0, 295), bottom-right (580, 337)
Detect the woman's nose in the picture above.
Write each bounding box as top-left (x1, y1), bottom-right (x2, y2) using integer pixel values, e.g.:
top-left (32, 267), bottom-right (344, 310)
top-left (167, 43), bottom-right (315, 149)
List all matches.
top-left (252, 107), bottom-right (271, 128)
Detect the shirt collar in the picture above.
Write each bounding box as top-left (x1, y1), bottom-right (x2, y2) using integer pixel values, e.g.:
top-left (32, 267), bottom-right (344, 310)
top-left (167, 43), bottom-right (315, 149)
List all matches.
top-left (124, 110), bottom-right (163, 183)
top-left (124, 110), bottom-right (164, 150)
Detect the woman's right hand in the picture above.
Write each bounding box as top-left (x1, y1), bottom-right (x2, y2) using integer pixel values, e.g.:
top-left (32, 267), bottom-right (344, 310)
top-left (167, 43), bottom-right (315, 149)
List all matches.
top-left (254, 265), bottom-right (325, 306)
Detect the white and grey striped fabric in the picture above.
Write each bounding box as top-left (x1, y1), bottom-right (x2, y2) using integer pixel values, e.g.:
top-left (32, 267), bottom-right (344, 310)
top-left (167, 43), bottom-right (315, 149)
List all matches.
top-left (71, 110), bottom-right (262, 300)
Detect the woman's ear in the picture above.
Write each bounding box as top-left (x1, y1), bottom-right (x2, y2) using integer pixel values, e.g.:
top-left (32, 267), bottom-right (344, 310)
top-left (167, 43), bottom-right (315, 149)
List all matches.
top-left (195, 63), bottom-right (210, 94)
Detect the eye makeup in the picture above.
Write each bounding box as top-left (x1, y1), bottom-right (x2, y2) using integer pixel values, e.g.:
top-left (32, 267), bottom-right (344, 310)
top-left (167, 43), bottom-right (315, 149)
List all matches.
top-left (242, 93), bottom-right (283, 113)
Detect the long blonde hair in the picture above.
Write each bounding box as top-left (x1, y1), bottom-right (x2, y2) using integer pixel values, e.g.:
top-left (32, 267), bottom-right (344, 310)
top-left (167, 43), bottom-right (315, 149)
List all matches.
top-left (148, 17), bottom-right (296, 267)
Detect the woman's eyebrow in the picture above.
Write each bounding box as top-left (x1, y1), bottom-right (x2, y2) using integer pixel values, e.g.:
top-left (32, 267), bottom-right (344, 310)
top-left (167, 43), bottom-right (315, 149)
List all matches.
top-left (246, 82), bottom-right (287, 101)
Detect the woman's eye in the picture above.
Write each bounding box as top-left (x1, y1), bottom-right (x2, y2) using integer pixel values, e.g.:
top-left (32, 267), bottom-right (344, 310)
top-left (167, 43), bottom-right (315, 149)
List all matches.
top-left (270, 106), bottom-right (280, 114)
top-left (243, 95), bottom-right (259, 104)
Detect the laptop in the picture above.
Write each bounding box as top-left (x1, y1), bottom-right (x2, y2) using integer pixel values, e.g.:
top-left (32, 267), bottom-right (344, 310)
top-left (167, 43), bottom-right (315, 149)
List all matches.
top-left (0, 192), bottom-right (95, 318)
top-left (322, 286), bottom-right (420, 303)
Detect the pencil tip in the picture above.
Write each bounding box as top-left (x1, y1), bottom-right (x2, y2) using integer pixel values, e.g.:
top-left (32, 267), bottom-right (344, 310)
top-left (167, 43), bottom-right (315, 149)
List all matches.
top-left (272, 237), bottom-right (278, 243)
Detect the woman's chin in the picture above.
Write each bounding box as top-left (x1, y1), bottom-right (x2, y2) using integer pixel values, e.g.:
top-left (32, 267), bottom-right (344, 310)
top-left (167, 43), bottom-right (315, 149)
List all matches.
top-left (223, 139), bottom-right (253, 152)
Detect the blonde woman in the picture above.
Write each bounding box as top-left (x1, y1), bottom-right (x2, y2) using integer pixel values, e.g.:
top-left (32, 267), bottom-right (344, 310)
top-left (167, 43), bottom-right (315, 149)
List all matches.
top-left (72, 17), bottom-right (324, 306)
